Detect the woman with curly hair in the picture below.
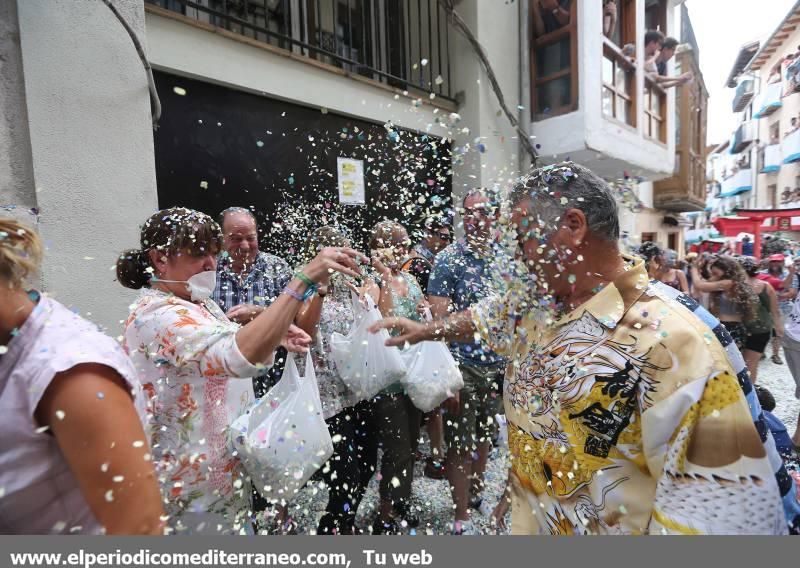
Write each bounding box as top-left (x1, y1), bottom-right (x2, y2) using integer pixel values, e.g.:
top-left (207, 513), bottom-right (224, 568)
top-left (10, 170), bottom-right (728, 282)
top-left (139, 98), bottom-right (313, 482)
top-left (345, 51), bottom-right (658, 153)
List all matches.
top-left (690, 255), bottom-right (758, 351)
top-left (117, 208), bottom-right (365, 534)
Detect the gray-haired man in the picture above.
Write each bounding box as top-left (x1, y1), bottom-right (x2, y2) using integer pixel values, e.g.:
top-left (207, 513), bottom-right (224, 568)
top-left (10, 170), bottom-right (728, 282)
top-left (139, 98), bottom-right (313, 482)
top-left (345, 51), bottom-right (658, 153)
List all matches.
top-left (373, 162), bottom-right (798, 535)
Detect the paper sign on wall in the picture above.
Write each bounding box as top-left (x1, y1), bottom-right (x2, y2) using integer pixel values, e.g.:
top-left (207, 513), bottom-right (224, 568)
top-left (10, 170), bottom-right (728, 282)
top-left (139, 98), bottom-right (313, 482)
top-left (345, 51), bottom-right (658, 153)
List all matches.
top-left (337, 157), bottom-right (365, 205)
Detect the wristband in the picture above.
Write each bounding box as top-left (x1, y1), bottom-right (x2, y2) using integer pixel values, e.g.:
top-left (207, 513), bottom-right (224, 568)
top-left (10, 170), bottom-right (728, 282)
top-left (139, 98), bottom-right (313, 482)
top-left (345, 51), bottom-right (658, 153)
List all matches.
top-left (294, 271), bottom-right (316, 288)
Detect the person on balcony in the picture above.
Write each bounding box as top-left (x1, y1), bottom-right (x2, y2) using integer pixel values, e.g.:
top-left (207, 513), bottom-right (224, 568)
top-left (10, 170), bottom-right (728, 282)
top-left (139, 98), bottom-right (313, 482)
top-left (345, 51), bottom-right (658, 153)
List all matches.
top-left (655, 36), bottom-right (678, 76)
top-left (603, 0), bottom-right (617, 39)
top-left (786, 118), bottom-right (800, 139)
top-left (531, 0), bottom-right (570, 34)
top-left (644, 31), bottom-right (692, 89)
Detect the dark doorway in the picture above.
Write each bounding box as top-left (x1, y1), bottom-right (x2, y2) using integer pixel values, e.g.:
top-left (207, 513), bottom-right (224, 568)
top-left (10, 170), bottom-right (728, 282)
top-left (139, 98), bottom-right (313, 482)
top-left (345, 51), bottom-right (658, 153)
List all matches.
top-left (152, 70), bottom-right (452, 261)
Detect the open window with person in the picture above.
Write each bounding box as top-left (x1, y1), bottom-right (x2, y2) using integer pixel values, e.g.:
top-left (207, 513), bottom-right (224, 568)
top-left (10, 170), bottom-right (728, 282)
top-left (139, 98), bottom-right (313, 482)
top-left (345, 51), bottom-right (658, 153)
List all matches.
top-left (530, 0), bottom-right (576, 120)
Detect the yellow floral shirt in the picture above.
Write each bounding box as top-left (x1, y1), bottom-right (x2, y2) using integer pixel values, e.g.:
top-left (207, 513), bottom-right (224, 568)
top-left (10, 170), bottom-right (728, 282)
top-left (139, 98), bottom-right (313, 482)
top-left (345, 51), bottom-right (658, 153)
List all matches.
top-left (473, 257), bottom-right (787, 535)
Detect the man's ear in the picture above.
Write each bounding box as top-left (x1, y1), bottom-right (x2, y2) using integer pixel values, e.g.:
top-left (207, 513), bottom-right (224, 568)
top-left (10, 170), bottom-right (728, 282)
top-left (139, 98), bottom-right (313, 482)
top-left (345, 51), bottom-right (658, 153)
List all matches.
top-left (563, 208), bottom-right (589, 247)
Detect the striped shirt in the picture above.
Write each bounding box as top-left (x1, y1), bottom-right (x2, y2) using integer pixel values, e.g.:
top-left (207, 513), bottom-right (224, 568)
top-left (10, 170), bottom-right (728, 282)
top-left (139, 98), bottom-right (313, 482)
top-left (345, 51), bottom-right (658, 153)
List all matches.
top-left (213, 252), bottom-right (292, 313)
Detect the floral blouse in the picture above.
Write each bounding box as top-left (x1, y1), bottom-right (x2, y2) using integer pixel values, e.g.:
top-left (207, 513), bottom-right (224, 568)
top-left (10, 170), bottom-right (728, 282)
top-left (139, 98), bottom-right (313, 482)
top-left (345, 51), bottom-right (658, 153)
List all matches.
top-left (309, 283), bottom-right (360, 421)
top-left (123, 289), bottom-right (265, 534)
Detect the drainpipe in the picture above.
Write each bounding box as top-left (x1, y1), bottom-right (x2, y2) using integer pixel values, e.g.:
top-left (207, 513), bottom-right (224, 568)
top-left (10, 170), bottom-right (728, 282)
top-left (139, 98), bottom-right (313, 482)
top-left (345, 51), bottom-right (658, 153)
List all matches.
top-left (519, 0), bottom-right (531, 174)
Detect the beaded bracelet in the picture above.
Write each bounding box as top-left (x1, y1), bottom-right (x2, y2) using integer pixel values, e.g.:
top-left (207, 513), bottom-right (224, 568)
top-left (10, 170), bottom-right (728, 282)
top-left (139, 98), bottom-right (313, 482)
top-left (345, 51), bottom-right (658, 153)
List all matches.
top-left (282, 285), bottom-right (316, 302)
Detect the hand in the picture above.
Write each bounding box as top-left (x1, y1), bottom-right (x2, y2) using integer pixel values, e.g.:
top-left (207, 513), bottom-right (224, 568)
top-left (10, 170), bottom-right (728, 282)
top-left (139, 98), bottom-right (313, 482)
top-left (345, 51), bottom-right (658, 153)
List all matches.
top-left (443, 391), bottom-right (460, 415)
top-left (371, 255), bottom-right (392, 281)
top-left (368, 317), bottom-right (431, 347)
top-left (416, 298), bottom-right (432, 319)
top-left (280, 324), bottom-right (313, 353)
top-left (303, 247), bottom-right (367, 285)
top-left (490, 494), bottom-right (510, 532)
top-left (226, 304), bottom-right (265, 325)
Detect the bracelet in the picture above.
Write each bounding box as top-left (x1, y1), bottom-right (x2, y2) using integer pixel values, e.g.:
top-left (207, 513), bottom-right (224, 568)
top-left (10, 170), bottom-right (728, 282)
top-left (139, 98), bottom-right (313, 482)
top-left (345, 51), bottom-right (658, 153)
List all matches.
top-left (282, 285), bottom-right (316, 302)
top-left (294, 271), bottom-right (316, 288)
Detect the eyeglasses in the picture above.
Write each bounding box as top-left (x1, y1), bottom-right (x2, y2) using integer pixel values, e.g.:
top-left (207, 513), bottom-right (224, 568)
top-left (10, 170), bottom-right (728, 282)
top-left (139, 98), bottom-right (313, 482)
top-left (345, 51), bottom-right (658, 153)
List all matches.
top-left (462, 206), bottom-right (498, 219)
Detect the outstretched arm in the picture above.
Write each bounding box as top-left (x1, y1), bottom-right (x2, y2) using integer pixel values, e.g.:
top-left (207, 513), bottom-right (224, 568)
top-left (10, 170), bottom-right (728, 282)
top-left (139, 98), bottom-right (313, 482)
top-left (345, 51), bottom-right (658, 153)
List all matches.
top-left (369, 309), bottom-right (478, 347)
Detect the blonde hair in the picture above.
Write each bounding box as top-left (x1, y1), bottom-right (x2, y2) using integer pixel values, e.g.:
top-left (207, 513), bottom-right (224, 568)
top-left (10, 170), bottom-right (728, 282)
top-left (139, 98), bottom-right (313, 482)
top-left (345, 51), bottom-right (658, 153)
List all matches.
top-left (369, 220), bottom-right (408, 250)
top-left (0, 217), bottom-right (43, 288)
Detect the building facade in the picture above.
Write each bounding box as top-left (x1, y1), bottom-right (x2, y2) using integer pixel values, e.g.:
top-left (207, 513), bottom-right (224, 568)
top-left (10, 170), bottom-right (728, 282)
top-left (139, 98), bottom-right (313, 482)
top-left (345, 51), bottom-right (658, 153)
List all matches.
top-left (1, 0), bottom-right (704, 331)
top-left (706, 1), bottom-right (800, 254)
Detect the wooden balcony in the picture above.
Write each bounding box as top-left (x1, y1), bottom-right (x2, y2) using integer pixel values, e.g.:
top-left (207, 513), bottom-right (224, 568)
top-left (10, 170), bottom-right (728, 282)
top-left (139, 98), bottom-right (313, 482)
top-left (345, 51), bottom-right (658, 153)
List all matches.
top-left (653, 46), bottom-right (707, 212)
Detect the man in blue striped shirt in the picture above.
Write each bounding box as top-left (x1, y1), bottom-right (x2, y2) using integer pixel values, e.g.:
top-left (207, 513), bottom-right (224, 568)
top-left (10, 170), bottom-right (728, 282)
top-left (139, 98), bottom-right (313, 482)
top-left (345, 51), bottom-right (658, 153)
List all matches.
top-left (212, 206), bottom-right (294, 532)
top-left (213, 207), bottom-right (292, 322)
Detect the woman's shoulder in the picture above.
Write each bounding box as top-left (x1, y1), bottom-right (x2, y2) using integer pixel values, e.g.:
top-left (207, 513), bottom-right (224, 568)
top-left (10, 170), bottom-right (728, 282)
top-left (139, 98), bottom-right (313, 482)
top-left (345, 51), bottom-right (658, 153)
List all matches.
top-left (18, 297), bottom-right (143, 410)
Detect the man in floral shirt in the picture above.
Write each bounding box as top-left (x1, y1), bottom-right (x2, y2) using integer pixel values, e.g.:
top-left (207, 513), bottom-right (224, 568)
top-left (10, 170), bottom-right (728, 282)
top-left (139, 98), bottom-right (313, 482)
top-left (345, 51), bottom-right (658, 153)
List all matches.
top-left (373, 163), bottom-right (800, 534)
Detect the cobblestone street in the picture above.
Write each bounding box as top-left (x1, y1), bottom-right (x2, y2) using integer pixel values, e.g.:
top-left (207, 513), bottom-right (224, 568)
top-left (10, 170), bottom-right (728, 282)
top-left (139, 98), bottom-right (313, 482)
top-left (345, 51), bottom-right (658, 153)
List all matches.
top-left (756, 348), bottom-right (799, 433)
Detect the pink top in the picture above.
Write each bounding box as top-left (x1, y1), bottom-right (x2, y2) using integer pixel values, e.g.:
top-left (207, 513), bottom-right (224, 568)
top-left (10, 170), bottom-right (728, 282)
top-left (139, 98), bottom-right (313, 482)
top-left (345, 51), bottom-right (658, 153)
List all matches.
top-left (0, 294), bottom-right (145, 534)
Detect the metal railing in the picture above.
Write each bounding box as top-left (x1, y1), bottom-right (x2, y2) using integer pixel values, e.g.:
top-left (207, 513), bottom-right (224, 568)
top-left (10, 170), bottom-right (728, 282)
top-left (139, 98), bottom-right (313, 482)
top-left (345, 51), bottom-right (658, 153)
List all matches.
top-left (146, 0), bottom-right (454, 102)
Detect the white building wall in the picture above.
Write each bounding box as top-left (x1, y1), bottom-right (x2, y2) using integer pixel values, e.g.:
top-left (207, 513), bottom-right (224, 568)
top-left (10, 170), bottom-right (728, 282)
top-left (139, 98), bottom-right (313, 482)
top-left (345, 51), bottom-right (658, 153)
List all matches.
top-left (0, 0), bottom-right (35, 209)
top-left (12, 0), bottom-right (159, 332)
top-left (754, 24), bottom-right (800, 211)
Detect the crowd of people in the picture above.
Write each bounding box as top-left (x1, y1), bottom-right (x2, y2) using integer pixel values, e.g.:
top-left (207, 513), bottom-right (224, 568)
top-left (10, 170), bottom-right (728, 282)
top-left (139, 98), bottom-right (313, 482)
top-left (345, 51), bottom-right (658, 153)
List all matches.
top-left (637, 241), bottom-right (800, 433)
top-left (3, 162), bottom-right (800, 536)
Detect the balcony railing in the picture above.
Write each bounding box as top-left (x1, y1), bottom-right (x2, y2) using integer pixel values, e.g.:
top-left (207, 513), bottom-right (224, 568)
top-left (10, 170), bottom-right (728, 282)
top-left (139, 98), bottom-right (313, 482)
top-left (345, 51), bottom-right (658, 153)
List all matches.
top-left (719, 168), bottom-right (752, 198)
top-left (146, 0), bottom-right (454, 102)
top-left (644, 77), bottom-right (666, 143)
top-left (730, 121), bottom-right (755, 154)
top-left (783, 128), bottom-right (800, 164)
top-left (753, 81), bottom-right (783, 119)
top-left (762, 144), bottom-right (782, 173)
top-left (732, 78), bottom-right (755, 113)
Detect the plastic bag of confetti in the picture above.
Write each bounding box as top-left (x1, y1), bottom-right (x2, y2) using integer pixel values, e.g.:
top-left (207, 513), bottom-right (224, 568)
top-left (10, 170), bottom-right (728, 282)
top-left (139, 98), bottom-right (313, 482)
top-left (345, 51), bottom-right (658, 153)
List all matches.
top-left (231, 353), bottom-right (333, 503)
top-left (330, 292), bottom-right (406, 401)
top-left (399, 309), bottom-right (464, 412)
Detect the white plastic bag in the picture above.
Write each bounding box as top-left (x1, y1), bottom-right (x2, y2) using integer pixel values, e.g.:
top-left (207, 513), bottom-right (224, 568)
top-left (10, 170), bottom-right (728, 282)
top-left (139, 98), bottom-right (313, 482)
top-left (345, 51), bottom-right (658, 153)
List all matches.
top-left (399, 313), bottom-right (464, 412)
top-left (329, 292), bottom-right (406, 402)
top-left (231, 354), bottom-right (333, 503)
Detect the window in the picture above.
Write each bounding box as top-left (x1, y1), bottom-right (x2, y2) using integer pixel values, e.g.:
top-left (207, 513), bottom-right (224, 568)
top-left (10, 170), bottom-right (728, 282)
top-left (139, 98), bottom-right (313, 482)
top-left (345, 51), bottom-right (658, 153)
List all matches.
top-left (770, 121), bottom-right (780, 144)
top-left (667, 232), bottom-right (678, 251)
top-left (644, 77), bottom-right (666, 142)
top-left (770, 184), bottom-right (778, 209)
top-left (602, 44), bottom-right (636, 125)
top-left (641, 232), bottom-right (657, 243)
top-left (602, 0), bottom-right (636, 126)
top-left (530, 0), bottom-right (577, 120)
